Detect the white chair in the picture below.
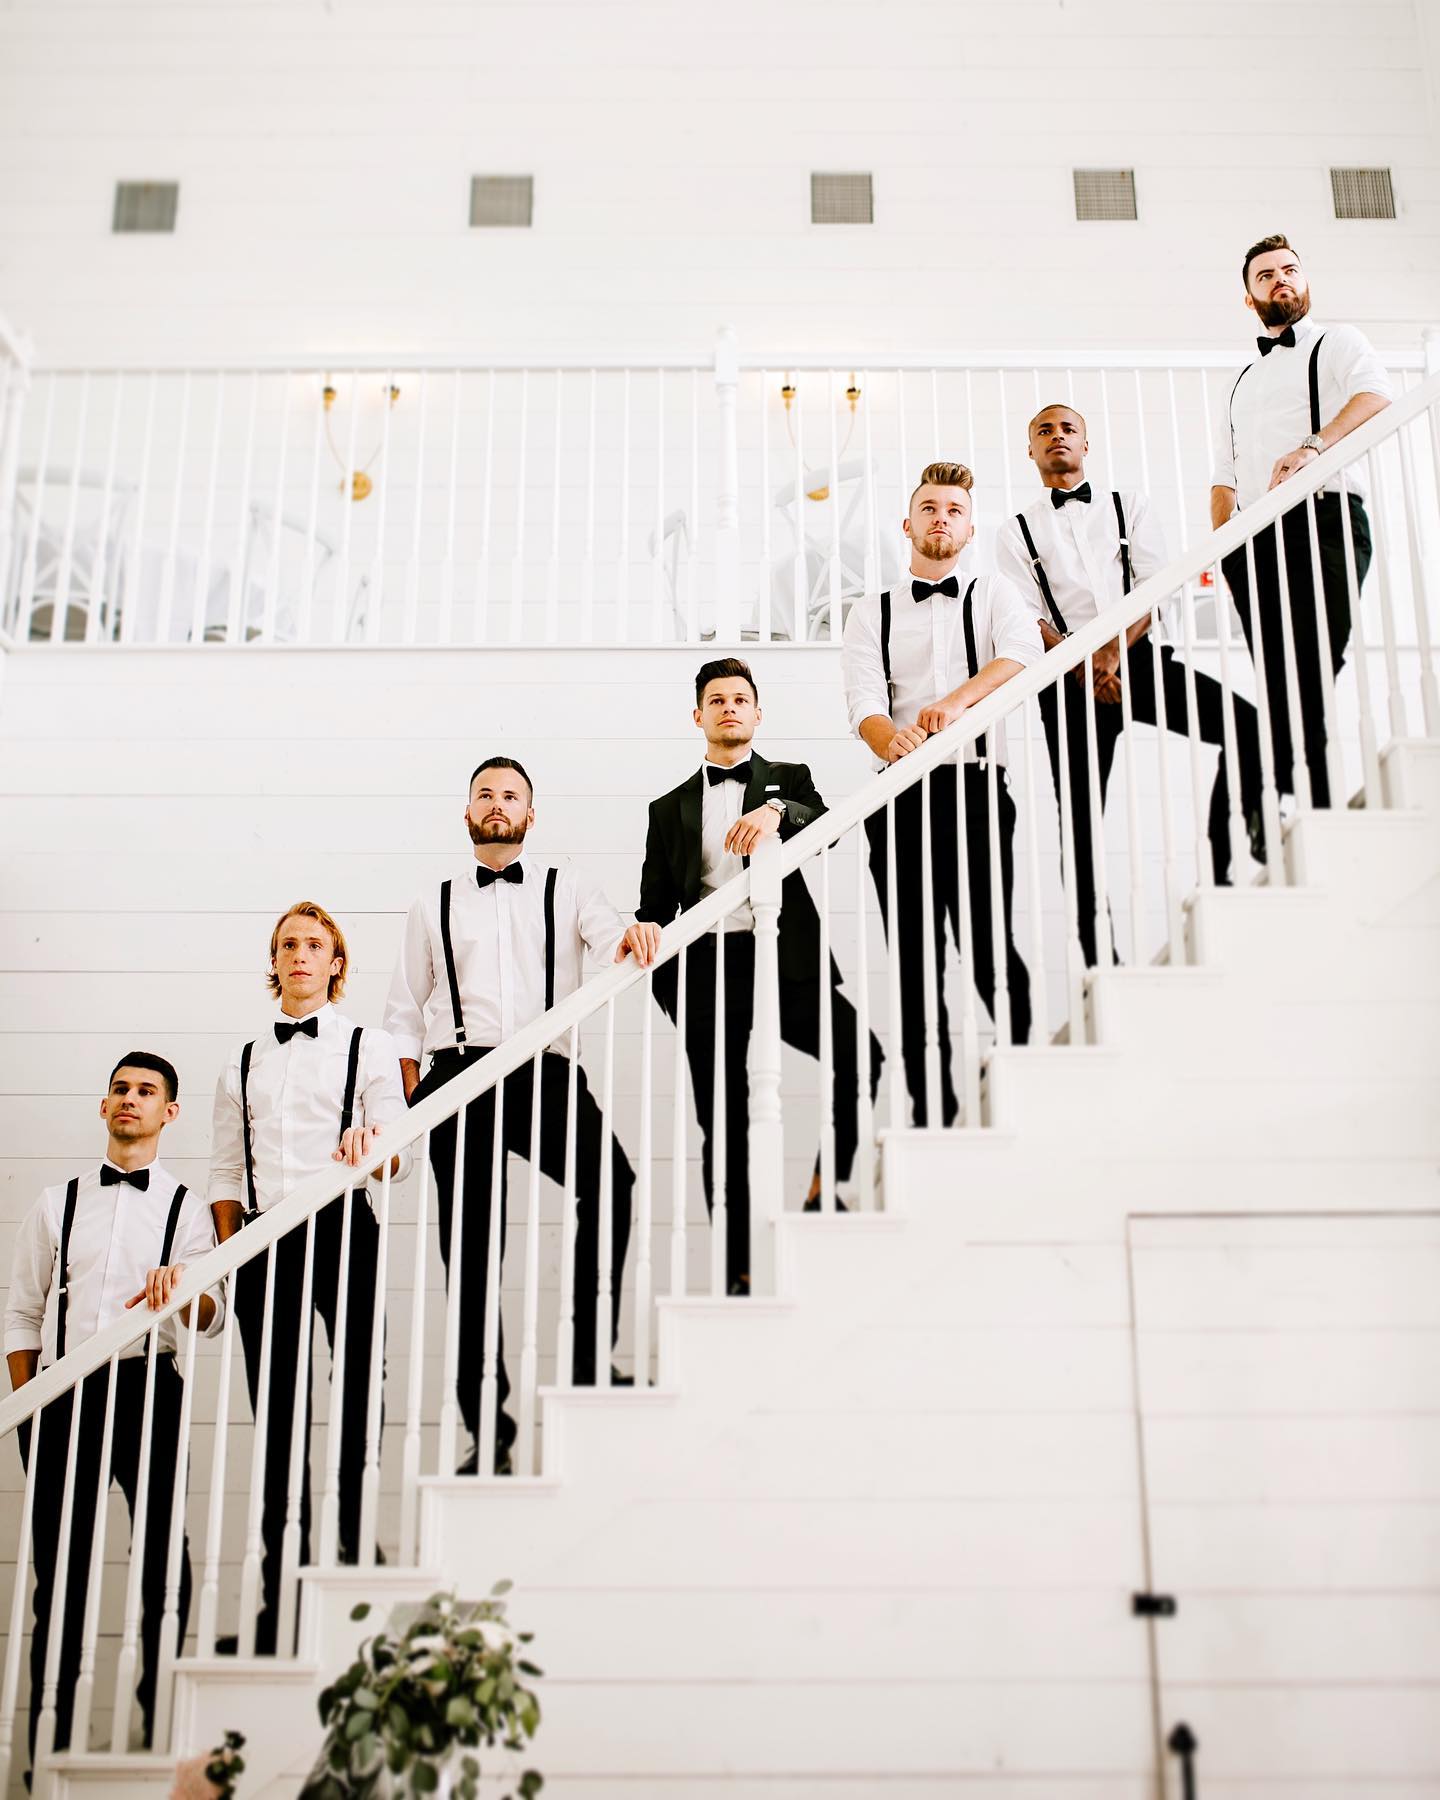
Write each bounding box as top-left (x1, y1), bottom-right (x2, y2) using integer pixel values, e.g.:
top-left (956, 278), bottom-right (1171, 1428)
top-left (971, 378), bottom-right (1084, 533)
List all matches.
top-left (4, 467), bottom-right (135, 641)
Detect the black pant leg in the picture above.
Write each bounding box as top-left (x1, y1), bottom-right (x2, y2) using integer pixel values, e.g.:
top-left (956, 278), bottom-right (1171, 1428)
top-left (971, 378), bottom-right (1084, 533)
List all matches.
top-left (233, 1230), bottom-right (310, 1652)
top-left (864, 776), bottom-right (958, 1127)
top-left (109, 1357), bottom-right (191, 1747)
top-left (1038, 678), bottom-right (1122, 967)
top-left (534, 1054), bottom-right (636, 1379)
top-left (424, 1064), bottom-right (513, 1449)
top-left (961, 766), bottom-right (1032, 1045)
top-left (680, 934), bottom-right (757, 1287)
top-left (24, 1378), bottom-right (103, 1760)
top-left (309, 1191), bottom-right (384, 1559)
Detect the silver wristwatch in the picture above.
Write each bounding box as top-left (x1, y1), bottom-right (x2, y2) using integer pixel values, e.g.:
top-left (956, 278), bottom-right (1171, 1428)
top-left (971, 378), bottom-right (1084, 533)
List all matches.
top-left (1300, 432), bottom-right (1325, 454)
top-left (764, 797), bottom-right (786, 818)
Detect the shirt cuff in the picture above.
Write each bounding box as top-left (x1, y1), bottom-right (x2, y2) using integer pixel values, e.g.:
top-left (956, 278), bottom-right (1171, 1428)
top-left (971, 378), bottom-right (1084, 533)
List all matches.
top-left (4, 1326), bottom-right (42, 1356)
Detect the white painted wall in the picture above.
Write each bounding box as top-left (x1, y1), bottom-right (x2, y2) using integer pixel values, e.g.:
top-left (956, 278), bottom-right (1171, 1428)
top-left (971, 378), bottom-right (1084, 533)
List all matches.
top-left (1, 0), bottom-right (1438, 366)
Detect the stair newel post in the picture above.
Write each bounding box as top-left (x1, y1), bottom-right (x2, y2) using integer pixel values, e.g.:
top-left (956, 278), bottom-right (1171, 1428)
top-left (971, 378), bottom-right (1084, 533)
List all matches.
top-left (0, 1397), bottom-right (42, 1797)
top-left (714, 327), bottom-right (742, 642)
top-left (748, 838), bottom-right (786, 1294)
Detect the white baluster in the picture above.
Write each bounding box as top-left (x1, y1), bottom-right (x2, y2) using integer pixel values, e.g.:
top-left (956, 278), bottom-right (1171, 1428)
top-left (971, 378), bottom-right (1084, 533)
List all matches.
top-left (87, 373), bottom-right (124, 643)
top-left (633, 979), bottom-right (655, 1385)
top-left (1338, 466), bottom-right (1382, 803)
top-left (50, 372), bottom-right (90, 644)
top-left (546, 368), bottom-right (563, 644)
top-left (1145, 605), bottom-right (1183, 954)
top-left (189, 374), bottom-right (224, 645)
top-left (276, 1216), bottom-right (318, 1654)
top-left (478, 1079), bottom-right (506, 1470)
top-left (223, 370), bottom-right (258, 646)
top-left (711, 924), bottom-right (728, 1295)
top-left (333, 371), bottom-right (361, 643)
top-left (321, 1192), bottom-right (357, 1565)
top-left (748, 837), bottom-right (786, 1273)
top-left (437, 371), bottom-right (461, 648)
top-left (152, 1306), bottom-right (202, 1746)
top-left (669, 946), bottom-right (690, 1294)
top-left (1081, 655), bottom-right (1112, 965)
top-left (686, 365), bottom-right (700, 642)
top-left (582, 368), bottom-right (598, 641)
top-left (518, 1054), bottom-right (544, 1476)
top-left (16, 375), bottom-right (55, 642)
top-left (298, 372), bottom-right (324, 645)
top-left (596, 1001), bottom-right (616, 1384)
top-left (791, 376), bottom-right (806, 643)
top-left (35, 1386), bottom-right (85, 1785)
top-left (110, 1333), bottom-right (160, 1751)
top-left (615, 368), bottom-right (631, 642)
top-left (817, 846), bottom-right (836, 1209)
top-left (1099, 368), bottom-right (1115, 495)
top-left (1017, 695), bottom-right (1050, 1041)
top-left (1052, 673), bottom-right (1088, 1040)
top-left (118, 371), bottom-right (158, 645)
top-left (1271, 512), bottom-right (1314, 813)
top-left (917, 769), bottom-right (941, 1126)
top-left (359, 1165), bottom-right (391, 1563)
top-left (1368, 448), bottom-right (1411, 741)
top-left (850, 824), bottom-right (877, 1208)
top-left (556, 1026), bottom-right (581, 1390)
top-left (403, 368), bottom-right (429, 646)
top-left (759, 368), bottom-right (774, 641)
top-left (1241, 531), bottom-right (1288, 877)
top-left (1396, 418), bottom-right (1439, 735)
top-left (1203, 557), bottom-right (1250, 882)
top-left (883, 801), bottom-right (907, 1128)
top-left (985, 751), bottom-right (1012, 1046)
top-left (438, 1104), bottom-right (467, 1473)
top-left (1114, 623), bottom-right (1147, 962)
top-left (826, 368), bottom-right (842, 641)
top-left (862, 368), bottom-right (879, 601)
top-left (713, 329), bottom-right (741, 642)
top-left (1300, 488), bottom-right (1347, 807)
top-left (997, 370), bottom-right (1014, 519)
top-left (71, 1361), bottom-right (120, 1750)
top-left (476, 371), bottom-right (496, 643)
top-left (652, 368), bottom-right (666, 642)
top-left (197, 1275), bottom-right (238, 1655)
top-left (258, 371), bottom-right (291, 643)
top-left (399, 1151), bottom-right (431, 1563)
top-left (509, 368), bottom-right (530, 643)
top-left (0, 1397), bottom-right (43, 1794)
top-left (952, 760), bottom-right (981, 1125)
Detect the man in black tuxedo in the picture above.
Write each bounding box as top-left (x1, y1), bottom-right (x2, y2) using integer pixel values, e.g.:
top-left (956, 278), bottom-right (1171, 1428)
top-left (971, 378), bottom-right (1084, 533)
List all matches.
top-left (635, 658), bottom-right (882, 1291)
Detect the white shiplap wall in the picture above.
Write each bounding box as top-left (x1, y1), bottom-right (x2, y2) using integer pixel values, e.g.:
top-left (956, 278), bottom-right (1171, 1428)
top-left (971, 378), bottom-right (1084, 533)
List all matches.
top-left (0, 0), bottom-right (1437, 364)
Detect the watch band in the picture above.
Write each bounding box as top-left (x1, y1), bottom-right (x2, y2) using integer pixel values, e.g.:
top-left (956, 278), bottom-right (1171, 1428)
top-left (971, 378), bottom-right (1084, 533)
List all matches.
top-left (765, 797), bottom-right (786, 817)
top-left (1300, 433), bottom-right (1325, 454)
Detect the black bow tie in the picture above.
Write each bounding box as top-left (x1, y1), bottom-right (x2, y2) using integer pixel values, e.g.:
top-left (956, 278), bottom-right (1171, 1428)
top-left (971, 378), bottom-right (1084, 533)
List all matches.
top-left (275, 1015), bottom-right (320, 1045)
top-left (476, 862), bottom-right (524, 889)
top-left (706, 763), bottom-right (750, 787)
top-left (100, 1163), bottom-right (150, 1191)
top-left (912, 575), bottom-right (960, 603)
top-left (1257, 327), bottom-right (1297, 356)
top-left (1052, 482), bottom-right (1092, 508)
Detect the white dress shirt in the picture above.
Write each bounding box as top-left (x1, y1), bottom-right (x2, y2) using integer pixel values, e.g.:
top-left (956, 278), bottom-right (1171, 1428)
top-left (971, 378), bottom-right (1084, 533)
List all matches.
top-left (842, 571), bottom-right (1043, 769)
top-left (700, 755), bottom-right (756, 932)
top-left (208, 1003), bottom-right (412, 1214)
top-left (5, 1159), bottom-right (224, 1366)
top-left (384, 852), bottom-right (628, 1060)
top-left (1211, 317), bottom-right (1393, 511)
top-left (993, 486), bottom-right (1167, 637)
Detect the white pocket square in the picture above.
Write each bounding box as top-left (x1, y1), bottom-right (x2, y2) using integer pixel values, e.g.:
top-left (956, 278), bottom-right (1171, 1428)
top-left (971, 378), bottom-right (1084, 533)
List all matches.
top-left (766, 784), bottom-right (780, 791)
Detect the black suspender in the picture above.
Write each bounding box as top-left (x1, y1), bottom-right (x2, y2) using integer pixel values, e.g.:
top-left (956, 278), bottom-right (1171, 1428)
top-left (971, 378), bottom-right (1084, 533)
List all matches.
top-left (54, 1176), bottom-right (80, 1361)
top-left (1015, 514), bottom-right (1069, 635)
top-left (339, 1026), bottom-right (364, 1138)
top-left (439, 878), bottom-right (467, 1052)
top-left (1228, 332), bottom-right (1327, 477)
top-left (543, 867), bottom-right (558, 1012)
top-left (239, 1040), bottom-right (259, 1220)
top-left (54, 1177), bottom-right (188, 1363)
top-left (239, 1023), bottom-right (365, 1220)
top-left (440, 869), bottom-right (561, 1053)
top-left (879, 590), bottom-right (896, 710)
top-left (959, 579), bottom-right (985, 763)
top-left (1112, 491), bottom-right (1132, 595)
top-left (1306, 333), bottom-right (1326, 435)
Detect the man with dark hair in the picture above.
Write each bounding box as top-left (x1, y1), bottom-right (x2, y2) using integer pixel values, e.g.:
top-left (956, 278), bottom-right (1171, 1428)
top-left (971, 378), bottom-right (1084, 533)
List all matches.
top-left (995, 405), bottom-right (1266, 949)
top-left (385, 758), bottom-right (653, 1473)
top-left (843, 462), bottom-right (1039, 1126)
top-left (1212, 233), bottom-right (1393, 810)
top-left (209, 902), bottom-right (409, 1654)
top-left (5, 1058), bottom-right (222, 1773)
top-left (634, 659), bottom-right (883, 1289)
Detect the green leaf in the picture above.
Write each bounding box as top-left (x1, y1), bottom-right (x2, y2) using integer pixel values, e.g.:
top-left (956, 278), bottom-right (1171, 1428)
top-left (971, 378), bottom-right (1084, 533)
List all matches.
top-left (519, 1773), bottom-right (545, 1799)
top-left (350, 1602), bottom-right (372, 1621)
top-left (461, 1756), bottom-right (480, 1778)
top-left (517, 1660), bottom-right (542, 1676)
top-left (388, 1702), bottom-right (410, 1739)
top-left (411, 1762), bottom-right (440, 1794)
top-left (353, 1686), bottom-right (380, 1711)
top-left (446, 1697), bottom-right (478, 1729)
top-left (490, 1578), bottom-right (513, 1596)
top-left (345, 1709), bottom-right (374, 1742)
top-left (519, 1699), bottom-right (540, 1738)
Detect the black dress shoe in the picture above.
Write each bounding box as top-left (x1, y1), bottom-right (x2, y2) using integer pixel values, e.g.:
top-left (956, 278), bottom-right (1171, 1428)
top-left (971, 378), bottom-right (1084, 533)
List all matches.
top-left (457, 1439), bottom-right (514, 1477)
top-left (803, 1195), bottom-right (849, 1213)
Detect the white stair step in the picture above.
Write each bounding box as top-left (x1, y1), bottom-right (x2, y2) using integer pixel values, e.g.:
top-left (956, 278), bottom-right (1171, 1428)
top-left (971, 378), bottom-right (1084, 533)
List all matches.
top-left (47, 1754), bottom-right (173, 1798)
top-left (1285, 806), bottom-right (1440, 904)
top-left (1380, 736), bottom-right (1440, 815)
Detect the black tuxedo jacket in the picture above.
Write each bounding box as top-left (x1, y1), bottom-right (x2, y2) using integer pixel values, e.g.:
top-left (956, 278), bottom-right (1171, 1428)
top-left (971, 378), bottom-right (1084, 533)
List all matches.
top-left (637, 752), bottom-right (832, 1007)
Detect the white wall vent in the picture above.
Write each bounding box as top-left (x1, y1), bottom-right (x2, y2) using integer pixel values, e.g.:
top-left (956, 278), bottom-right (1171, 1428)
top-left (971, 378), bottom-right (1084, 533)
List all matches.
top-left (112, 181), bottom-right (179, 233)
top-left (1330, 167), bottom-right (1395, 220)
top-left (470, 176), bottom-right (534, 228)
top-left (1073, 169), bottom-right (1136, 221)
top-left (811, 172), bottom-right (873, 225)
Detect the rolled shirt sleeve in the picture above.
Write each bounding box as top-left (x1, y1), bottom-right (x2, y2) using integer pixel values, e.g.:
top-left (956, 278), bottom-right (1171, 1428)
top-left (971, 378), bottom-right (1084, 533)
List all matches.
top-left (4, 1191), bottom-right (55, 1356)
top-left (992, 519), bottom-right (1044, 629)
top-left (1331, 324), bottom-right (1394, 405)
top-left (988, 574), bottom-right (1045, 668)
top-left (382, 899), bottom-right (434, 1063)
top-left (172, 1191), bottom-right (226, 1338)
top-left (573, 868), bottom-right (627, 969)
top-left (842, 600), bottom-right (890, 735)
top-left (358, 1027), bottom-right (414, 1183)
top-left (1211, 376), bottom-right (1239, 493)
top-left (207, 1061), bottom-right (246, 1210)
top-left (1125, 489), bottom-right (1168, 589)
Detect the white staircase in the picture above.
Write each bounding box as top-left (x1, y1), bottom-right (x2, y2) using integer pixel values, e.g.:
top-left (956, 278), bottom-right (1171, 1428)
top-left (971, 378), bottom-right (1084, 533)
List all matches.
top-left (46, 740), bottom-right (1440, 1800)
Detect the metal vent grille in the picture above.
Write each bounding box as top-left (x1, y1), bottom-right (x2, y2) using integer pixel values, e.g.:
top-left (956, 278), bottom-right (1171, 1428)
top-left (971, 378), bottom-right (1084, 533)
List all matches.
top-left (1073, 169), bottom-right (1137, 221)
top-left (811, 172), bottom-right (873, 225)
top-left (470, 175), bottom-right (534, 228)
top-left (112, 181), bottom-right (179, 233)
top-left (1330, 167), bottom-right (1395, 220)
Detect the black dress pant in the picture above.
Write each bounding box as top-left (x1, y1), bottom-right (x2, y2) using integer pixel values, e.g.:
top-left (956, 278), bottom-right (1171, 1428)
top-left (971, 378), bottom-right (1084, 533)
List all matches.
top-left (864, 762), bottom-right (1031, 1128)
top-left (660, 933), bottom-right (883, 1290)
top-left (233, 1189), bottom-right (382, 1654)
top-left (1038, 641), bottom-right (1267, 965)
top-left (1221, 491), bottom-right (1371, 811)
top-left (415, 1049), bottom-right (634, 1447)
top-left (22, 1355), bottom-right (190, 1761)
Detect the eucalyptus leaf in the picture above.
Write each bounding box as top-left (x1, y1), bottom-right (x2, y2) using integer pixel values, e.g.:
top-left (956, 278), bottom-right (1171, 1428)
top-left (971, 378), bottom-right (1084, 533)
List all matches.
top-left (350, 1603), bottom-right (372, 1621)
top-left (345, 1710), bottom-right (373, 1742)
top-left (491, 1579), bottom-right (513, 1596)
top-left (411, 1760), bottom-right (440, 1793)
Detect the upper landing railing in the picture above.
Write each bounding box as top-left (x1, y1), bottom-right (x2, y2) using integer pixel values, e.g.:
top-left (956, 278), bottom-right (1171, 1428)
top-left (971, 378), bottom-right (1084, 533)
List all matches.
top-left (0, 324), bottom-right (1435, 651)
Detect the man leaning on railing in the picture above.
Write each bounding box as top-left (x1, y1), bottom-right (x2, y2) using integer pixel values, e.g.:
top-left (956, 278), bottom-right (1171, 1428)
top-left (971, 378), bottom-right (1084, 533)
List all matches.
top-left (842, 460), bottom-right (1041, 1126)
top-left (4, 1053), bottom-right (223, 1775)
top-left (1211, 231), bottom-right (1393, 814)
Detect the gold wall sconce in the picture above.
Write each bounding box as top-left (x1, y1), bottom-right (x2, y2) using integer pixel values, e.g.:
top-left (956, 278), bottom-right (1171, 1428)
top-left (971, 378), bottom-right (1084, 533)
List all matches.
top-left (322, 378), bottom-right (401, 502)
top-left (780, 372), bottom-right (862, 501)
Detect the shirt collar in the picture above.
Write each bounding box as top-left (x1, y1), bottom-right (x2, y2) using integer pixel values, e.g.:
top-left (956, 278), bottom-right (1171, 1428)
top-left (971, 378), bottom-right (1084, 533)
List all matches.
top-left (1257, 314), bottom-right (1319, 355)
top-left (468, 848), bottom-right (529, 880)
top-left (701, 753), bottom-right (753, 777)
top-left (274, 1000), bottom-right (335, 1032)
top-left (97, 1156), bottom-right (166, 1184)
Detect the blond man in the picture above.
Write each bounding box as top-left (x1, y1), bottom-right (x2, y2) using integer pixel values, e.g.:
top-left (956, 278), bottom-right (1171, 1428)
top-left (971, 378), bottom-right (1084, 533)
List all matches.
top-left (208, 902), bottom-right (408, 1654)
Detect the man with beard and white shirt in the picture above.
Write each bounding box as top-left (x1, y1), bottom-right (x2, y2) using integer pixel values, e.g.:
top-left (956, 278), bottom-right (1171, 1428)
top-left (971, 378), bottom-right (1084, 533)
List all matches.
top-left (6, 1054), bottom-right (221, 1769)
top-left (1212, 232), bottom-right (1392, 811)
top-left (385, 756), bottom-right (654, 1474)
top-left (842, 461), bottom-right (1041, 1127)
top-left (995, 405), bottom-right (1266, 956)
